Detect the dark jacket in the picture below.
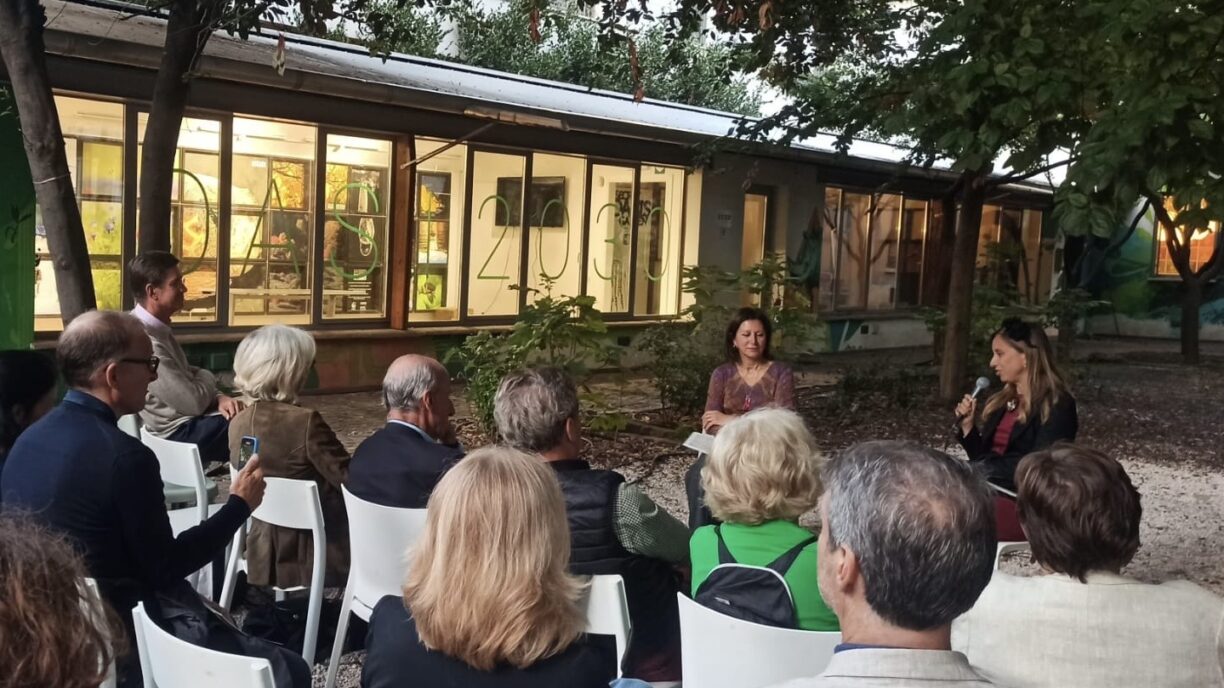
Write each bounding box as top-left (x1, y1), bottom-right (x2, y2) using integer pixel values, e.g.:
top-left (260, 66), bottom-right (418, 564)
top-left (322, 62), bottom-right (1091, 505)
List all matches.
top-left (348, 422), bottom-right (464, 508)
top-left (362, 595), bottom-right (616, 688)
top-left (228, 400), bottom-right (350, 588)
top-left (959, 393), bottom-right (1078, 492)
top-left (549, 459), bottom-right (682, 682)
top-left (1, 390), bottom-right (250, 683)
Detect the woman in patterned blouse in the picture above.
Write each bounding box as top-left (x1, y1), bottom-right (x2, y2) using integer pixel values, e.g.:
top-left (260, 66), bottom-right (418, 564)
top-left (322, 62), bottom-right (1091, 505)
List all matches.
top-left (701, 307), bottom-right (796, 433)
top-left (687, 308), bottom-right (796, 529)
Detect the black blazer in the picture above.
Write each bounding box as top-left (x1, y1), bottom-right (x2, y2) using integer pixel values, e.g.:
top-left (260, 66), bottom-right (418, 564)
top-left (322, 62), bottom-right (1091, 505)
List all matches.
top-left (362, 596), bottom-right (617, 688)
top-left (959, 393), bottom-right (1078, 492)
top-left (347, 423), bottom-right (464, 508)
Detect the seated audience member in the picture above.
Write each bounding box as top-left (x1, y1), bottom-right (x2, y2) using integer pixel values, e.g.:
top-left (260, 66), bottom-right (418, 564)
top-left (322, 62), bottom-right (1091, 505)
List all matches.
top-left (348, 354), bottom-right (462, 508)
top-left (689, 307), bottom-right (797, 527)
top-left (0, 512), bottom-right (124, 688)
top-left (0, 310), bottom-right (266, 686)
top-left (953, 444), bottom-right (1224, 688)
top-left (690, 408), bottom-right (837, 631)
top-left (228, 324), bottom-right (350, 588)
top-left (774, 441), bottom-right (997, 688)
top-left (129, 251), bottom-right (241, 463)
top-left (494, 368), bottom-right (688, 682)
top-left (0, 349), bottom-right (57, 472)
top-left (362, 446), bottom-right (617, 688)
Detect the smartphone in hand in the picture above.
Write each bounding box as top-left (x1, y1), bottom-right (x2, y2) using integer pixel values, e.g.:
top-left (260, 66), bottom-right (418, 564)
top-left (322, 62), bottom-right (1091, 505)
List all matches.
top-left (238, 435), bottom-right (259, 470)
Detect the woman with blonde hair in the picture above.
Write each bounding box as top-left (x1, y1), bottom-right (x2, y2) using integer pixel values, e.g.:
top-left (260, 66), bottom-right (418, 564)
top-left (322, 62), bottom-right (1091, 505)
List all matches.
top-left (361, 446), bottom-right (616, 687)
top-left (689, 408), bottom-right (838, 631)
top-left (955, 317), bottom-right (1077, 540)
top-left (228, 324), bottom-right (350, 588)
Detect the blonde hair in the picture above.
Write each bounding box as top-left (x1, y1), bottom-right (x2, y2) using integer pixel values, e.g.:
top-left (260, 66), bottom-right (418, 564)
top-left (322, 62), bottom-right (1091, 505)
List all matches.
top-left (702, 408), bottom-right (823, 524)
top-left (233, 325), bottom-right (316, 402)
top-left (981, 323), bottom-right (1070, 424)
top-left (403, 446), bottom-right (585, 671)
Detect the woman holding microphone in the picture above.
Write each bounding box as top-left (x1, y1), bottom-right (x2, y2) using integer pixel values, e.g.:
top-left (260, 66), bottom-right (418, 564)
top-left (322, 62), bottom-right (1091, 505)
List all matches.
top-left (956, 318), bottom-right (1078, 540)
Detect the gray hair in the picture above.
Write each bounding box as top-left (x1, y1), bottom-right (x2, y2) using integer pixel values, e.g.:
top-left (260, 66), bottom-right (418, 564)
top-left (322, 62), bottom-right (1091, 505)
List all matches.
top-left (823, 440), bottom-right (995, 630)
top-left (383, 359), bottom-right (444, 412)
top-left (493, 368), bottom-right (578, 453)
top-left (57, 310), bottom-right (145, 388)
top-left (233, 325), bottom-right (316, 402)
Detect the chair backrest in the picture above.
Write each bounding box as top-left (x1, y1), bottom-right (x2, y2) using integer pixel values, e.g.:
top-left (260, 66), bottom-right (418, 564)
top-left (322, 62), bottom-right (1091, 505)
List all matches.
top-left (583, 574), bottom-right (631, 676)
top-left (132, 602), bottom-right (275, 688)
top-left (341, 485), bottom-right (428, 611)
top-left (140, 430), bottom-right (208, 510)
top-left (252, 478), bottom-right (325, 531)
top-left (677, 593), bottom-right (840, 688)
top-left (80, 578), bottom-right (116, 688)
top-left (118, 414), bottom-right (142, 438)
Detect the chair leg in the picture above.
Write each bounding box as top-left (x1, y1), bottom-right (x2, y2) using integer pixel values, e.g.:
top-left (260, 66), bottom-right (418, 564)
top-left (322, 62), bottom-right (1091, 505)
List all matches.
top-left (302, 539), bottom-right (326, 664)
top-left (219, 526), bottom-right (245, 611)
top-left (324, 575), bottom-right (357, 688)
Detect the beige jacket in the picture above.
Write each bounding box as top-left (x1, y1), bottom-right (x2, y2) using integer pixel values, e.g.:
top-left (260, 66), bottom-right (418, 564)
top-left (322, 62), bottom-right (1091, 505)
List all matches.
top-left (133, 306), bottom-right (218, 436)
top-left (952, 571), bottom-right (1224, 688)
top-left (772, 648), bottom-right (996, 687)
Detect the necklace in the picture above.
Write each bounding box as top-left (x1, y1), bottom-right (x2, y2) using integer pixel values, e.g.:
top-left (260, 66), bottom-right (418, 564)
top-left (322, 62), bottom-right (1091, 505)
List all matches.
top-left (1006, 398), bottom-right (1018, 412)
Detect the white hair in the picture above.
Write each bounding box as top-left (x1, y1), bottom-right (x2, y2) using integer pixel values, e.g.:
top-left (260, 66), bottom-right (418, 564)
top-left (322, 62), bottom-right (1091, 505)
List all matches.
top-left (233, 325), bottom-right (316, 402)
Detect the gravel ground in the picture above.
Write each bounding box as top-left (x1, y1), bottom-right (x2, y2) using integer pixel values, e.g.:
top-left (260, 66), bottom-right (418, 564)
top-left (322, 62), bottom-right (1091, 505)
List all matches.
top-left (297, 338), bottom-right (1224, 686)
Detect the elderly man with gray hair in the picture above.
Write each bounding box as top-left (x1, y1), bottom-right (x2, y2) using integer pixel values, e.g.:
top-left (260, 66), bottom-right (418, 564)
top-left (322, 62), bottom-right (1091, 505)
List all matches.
top-left (494, 367), bottom-right (689, 682)
top-left (772, 440), bottom-right (997, 688)
top-left (348, 354), bottom-right (462, 508)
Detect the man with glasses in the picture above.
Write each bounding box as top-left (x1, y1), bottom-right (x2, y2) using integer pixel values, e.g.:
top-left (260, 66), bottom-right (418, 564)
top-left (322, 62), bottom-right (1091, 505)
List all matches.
top-left (129, 251), bottom-right (241, 465)
top-left (0, 310), bottom-right (267, 686)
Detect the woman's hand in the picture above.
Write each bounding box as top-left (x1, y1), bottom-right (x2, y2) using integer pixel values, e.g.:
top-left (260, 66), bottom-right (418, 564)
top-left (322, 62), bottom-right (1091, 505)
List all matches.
top-left (702, 410), bottom-right (730, 433)
top-left (955, 394), bottom-right (977, 437)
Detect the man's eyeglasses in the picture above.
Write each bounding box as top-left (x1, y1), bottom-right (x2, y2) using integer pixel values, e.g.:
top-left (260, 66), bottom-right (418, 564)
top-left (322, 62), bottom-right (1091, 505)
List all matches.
top-left (118, 355), bottom-right (160, 373)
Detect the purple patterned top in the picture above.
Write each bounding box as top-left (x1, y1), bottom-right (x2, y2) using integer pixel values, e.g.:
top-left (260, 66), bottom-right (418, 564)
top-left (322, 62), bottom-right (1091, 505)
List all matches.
top-left (704, 361), bottom-right (796, 415)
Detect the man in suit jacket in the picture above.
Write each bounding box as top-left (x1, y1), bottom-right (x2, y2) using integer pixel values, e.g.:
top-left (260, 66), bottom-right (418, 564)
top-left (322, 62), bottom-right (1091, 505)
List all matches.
top-left (0, 310), bottom-right (266, 686)
top-left (953, 444), bottom-right (1224, 688)
top-left (773, 441), bottom-right (997, 688)
top-left (348, 354), bottom-right (462, 508)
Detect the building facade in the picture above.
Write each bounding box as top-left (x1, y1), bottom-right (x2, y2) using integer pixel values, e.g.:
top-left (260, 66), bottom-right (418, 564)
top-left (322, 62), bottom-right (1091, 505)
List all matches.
top-left (4, 0), bottom-right (1056, 390)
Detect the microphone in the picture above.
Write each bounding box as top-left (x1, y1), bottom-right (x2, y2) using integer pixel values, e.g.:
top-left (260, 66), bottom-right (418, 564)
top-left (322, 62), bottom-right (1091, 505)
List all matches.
top-left (952, 377), bottom-right (991, 434)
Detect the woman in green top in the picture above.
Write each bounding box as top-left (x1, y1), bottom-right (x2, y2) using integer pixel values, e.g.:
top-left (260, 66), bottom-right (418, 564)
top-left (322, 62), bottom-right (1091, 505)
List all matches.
top-left (689, 407), bottom-right (839, 632)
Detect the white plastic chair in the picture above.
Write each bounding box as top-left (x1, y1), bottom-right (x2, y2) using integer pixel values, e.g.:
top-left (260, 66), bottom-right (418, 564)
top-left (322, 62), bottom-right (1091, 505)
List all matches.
top-left (141, 430), bottom-right (224, 594)
top-left (118, 413), bottom-right (142, 438)
top-left (582, 574), bottom-right (632, 678)
top-left (995, 541), bottom-right (1031, 570)
top-left (220, 476), bottom-right (327, 664)
top-left (81, 578), bottom-right (117, 688)
top-left (323, 486), bottom-right (428, 688)
top-left (132, 601), bottom-right (275, 688)
top-left (677, 593), bottom-right (841, 688)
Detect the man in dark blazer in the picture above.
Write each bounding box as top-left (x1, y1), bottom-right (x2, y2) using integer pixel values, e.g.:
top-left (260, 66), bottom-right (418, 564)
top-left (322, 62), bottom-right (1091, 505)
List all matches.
top-left (348, 355), bottom-right (463, 508)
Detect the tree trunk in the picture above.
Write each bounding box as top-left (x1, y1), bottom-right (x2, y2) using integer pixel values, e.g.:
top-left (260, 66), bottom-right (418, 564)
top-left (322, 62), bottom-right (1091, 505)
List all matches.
top-left (938, 172), bottom-right (987, 401)
top-left (1181, 277), bottom-right (1202, 365)
top-left (137, 0), bottom-right (218, 253)
top-left (0, 0), bottom-right (95, 325)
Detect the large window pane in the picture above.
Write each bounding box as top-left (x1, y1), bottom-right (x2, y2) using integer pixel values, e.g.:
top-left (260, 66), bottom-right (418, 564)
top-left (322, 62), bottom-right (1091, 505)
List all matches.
top-left (866, 194), bottom-right (901, 309)
top-left (1020, 210), bottom-right (1044, 302)
top-left (1154, 198), bottom-right (1219, 277)
top-left (976, 205), bottom-right (1002, 285)
top-left (836, 192), bottom-right (871, 309)
top-left (467, 151), bottom-right (525, 317)
top-left (410, 139), bottom-right (466, 322)
top-left (36, 96), bottom-right (125, 331)
top-left (138, 114), bottom-right (222, 322)
top-left (586, 164), bottom-right (634, 313)
top-left (634, 164), bottom-right (684, 316)
top-left (323, 134), bottom-right (391, 320)
top-left (229, 117), bottom-right (315, 326)
top-left (525, 153), bottom-right (585, 301)
top-left (819, 188), bottom-right (841, 311)
top-left (896, 199), bottom-right (927, 307)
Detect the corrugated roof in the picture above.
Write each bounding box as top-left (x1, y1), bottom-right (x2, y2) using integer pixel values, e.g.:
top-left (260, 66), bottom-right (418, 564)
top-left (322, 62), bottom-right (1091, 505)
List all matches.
top-left (42, 0), bottom-right (1054, 193)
